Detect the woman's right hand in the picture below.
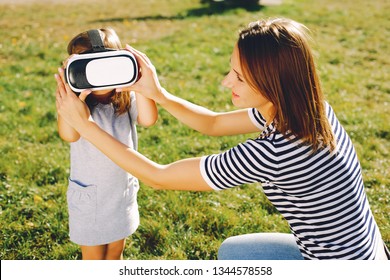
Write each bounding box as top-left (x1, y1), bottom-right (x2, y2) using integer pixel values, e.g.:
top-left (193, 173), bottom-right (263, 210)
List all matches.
top-left (117, 45), bottom-right (165, 103)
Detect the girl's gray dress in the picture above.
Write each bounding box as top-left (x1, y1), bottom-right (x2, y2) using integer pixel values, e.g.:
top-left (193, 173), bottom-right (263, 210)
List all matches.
top-left (67, 94), bottom-right (139, 246)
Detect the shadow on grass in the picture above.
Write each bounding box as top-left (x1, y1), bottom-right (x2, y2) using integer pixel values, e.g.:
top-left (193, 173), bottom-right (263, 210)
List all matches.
top-left (90, 4), bottom-right (263, 23)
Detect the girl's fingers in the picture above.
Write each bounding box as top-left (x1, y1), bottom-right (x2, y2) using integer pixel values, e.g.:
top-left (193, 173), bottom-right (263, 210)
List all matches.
top-left (79, 89), bottom-right (92, 102)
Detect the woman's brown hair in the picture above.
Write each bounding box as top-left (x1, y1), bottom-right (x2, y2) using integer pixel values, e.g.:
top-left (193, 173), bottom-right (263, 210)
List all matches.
top-left (67, 28), bottom-right (131, 115)
top-left (237, 18), bottom-right (335, 151)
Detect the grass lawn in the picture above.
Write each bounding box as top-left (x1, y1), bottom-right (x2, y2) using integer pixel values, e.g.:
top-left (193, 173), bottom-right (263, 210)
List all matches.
top-left (0, 0), bottom-right (389, 259)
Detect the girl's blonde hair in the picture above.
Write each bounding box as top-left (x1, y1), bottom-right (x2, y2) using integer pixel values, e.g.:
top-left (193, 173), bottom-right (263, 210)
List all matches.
top-left (67, 28), bottom-right (131, 115)
top-left (237, 18), bottom-right (335, 151)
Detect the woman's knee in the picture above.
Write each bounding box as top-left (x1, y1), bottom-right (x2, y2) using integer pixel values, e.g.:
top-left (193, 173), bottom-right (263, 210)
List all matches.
top-left (218, 233), bottom-right (303, 260)
top-left (218, 236), bottom-right (241, 260)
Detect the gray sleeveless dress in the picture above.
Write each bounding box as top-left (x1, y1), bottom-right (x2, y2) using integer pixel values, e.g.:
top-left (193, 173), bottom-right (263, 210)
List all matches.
top-left (67, 93), bottom-right (139, 246)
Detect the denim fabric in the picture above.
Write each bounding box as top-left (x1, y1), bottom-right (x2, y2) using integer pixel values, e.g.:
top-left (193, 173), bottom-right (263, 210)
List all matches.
top-left (218, 233), bottom-right (304, 260)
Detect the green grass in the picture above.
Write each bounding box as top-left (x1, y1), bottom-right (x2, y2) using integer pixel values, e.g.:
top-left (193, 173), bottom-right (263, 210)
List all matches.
top-left (0, 0), bottom-right (389, 259)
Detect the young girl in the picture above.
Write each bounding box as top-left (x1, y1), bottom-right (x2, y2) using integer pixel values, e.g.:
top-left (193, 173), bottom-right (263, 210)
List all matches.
top-left (56, 28), bottom-right (158, 260)
top-left (55, 19), bottom-right (388, 259)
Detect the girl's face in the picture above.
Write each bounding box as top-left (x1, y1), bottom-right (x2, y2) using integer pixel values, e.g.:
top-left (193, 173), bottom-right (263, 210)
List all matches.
top-left (93, 89), bottom-right (112, 96)
top-left (90, 89), bottom-right (114, 104)
top-left (221, 45), bottom-right (272, 112)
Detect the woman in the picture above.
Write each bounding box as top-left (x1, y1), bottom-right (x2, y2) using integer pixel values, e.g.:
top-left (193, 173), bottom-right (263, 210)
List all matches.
top-left (55, 18), bottom-right (388, 259)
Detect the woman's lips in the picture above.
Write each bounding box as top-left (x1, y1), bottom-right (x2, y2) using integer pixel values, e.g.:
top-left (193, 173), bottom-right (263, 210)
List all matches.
top-left (232, 91), bottom-right (239, 98)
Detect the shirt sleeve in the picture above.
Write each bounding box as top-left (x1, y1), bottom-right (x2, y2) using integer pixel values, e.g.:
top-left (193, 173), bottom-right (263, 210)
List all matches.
top-left (200, 138), bottom-right (278, 191)
top-left (248, 108), bottom-right (267, 131)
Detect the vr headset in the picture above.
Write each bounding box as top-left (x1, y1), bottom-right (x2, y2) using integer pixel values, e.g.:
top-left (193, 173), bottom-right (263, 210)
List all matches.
top-left (65, 29), bottom-right (138, 93)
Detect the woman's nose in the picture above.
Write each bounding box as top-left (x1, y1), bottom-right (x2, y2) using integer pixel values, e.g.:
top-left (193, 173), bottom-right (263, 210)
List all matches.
top-left (221, 72), bottom-right (232, 88)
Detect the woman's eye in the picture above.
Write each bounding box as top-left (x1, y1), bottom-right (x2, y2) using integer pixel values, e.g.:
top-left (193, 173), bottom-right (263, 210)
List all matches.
top-left (236, 74), bottom-right (243, 82)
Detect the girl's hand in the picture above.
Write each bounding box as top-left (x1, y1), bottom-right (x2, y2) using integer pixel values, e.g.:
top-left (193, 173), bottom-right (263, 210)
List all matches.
top-left (55, 67), bottom-right (92, 133)
top-left (117, 45), bottom-right (165, 103)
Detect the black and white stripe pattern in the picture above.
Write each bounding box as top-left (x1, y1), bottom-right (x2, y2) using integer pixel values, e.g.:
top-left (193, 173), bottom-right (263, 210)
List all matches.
top-left (200, 103), bottom-right (380, 259)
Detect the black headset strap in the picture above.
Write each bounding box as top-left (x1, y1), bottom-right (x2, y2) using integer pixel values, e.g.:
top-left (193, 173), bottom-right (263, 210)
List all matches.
top-left (87, 29), bottom-right (106, 53)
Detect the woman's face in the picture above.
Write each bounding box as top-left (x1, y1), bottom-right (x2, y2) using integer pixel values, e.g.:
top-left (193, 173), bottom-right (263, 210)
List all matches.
top-left (221, 44), bottom-right (271, 112)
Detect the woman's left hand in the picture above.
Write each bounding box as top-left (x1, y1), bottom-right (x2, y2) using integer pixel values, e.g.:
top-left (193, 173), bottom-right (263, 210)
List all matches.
top-left (117, 45), bottom-right (165, 103)
top-left (55, 67), bottom-right (92, 133)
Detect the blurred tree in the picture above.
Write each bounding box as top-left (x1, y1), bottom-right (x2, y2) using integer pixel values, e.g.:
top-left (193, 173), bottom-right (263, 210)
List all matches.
top-left (200, 0), bottom-right (260, 10)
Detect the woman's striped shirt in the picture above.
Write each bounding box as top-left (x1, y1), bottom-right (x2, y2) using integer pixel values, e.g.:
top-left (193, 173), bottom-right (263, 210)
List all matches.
top-left (200, 102), bottom-right (382, 259)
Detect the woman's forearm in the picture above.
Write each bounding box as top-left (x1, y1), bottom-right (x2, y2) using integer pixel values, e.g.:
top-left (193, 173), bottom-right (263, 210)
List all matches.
top-left (158, 88), bottom-right (259, 136)
top-left (157, 88), bottom-right (221, 135)
top-left (79, 119), bottom-right (160, 184)
top-left (121, 46), bottom-right (258, 136)
top-left (55, 67), bottom-right (210, 191)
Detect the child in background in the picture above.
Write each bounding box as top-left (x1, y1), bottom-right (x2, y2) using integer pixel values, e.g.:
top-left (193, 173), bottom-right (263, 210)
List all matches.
top-left (56, 28), bottom-right (158, 259)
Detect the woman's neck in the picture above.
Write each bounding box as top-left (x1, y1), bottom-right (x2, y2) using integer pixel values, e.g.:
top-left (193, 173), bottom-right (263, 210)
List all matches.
top-left (257, 102), bottom-right (276, 126)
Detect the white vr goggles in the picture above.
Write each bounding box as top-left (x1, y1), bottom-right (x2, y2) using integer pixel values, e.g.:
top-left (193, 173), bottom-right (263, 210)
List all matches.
top-left (65, 30), bottom-right (138, 93)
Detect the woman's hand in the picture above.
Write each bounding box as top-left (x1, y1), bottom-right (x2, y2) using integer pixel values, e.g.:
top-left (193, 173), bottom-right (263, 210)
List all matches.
top-left (117, 45), bottom-right (166, 103)
top-left (55, 67), bottom-right (92, 134)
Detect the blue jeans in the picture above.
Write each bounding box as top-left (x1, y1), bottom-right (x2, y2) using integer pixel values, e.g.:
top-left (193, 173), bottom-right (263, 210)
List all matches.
top-left (218, 233), bottom-right (304, 260)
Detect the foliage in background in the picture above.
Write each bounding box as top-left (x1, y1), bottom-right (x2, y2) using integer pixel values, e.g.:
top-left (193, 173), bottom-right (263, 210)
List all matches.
top-left (0, 0), bottom-right (389, 259)
top-left (200, 0), bottom-right (261, 10)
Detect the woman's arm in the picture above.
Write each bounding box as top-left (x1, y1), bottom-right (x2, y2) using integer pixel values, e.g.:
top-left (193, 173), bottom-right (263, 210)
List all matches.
top-left (80, 120), bottom-right (211, 191)
top-left (120, 45), bottom-right (260, 136)
top-left (55, 68), bottom-right (212, 191)
top-left (135, 92), bottom-right (158, 127)
top-left (157, 88), bottom-right (259, 136)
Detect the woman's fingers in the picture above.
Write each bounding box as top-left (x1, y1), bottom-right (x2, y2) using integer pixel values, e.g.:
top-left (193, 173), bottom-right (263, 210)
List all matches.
top-left (125, 44), bottom-right (153, 68)
top-left (55, 67), bottom-right (91, 102)
top-left (57, 67), bottom-right (74, 96)
top-left (55, 87), bottom-right (62, 111)
top-left (54, 72), bottom-right (66, 96)
top-left (55, 69), bottom-right (74, 109)
top-left (54, 68), bottom-right (92, 130)
top-left (62, 54), bottom-right (76, 68)
top-left (119, 45), bottom-right (163, 102)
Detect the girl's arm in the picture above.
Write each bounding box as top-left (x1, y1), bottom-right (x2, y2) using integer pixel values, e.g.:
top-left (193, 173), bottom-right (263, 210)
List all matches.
top-left (135, 92), bottom-right (158, 127)
top-left (57, 115), bottom-right (80, 142)
top-left (56, 87), bottom-right (81, 142)
top-left (119, 45), bottom-right (260, 136)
